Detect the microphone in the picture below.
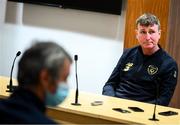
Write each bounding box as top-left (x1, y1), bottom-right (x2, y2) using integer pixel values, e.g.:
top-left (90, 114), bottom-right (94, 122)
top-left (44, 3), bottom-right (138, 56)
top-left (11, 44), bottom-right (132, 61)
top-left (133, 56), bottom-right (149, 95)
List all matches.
top-left (71, 55), bottom-right (81, 106)
top-left (149, 78), bottom-right (160, 121)
top-left (6, 51), bottom-right (21, 93)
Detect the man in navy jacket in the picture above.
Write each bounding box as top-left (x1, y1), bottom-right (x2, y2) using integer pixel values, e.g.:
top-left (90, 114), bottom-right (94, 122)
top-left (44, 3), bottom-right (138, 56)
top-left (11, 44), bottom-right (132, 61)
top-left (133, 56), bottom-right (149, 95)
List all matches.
top-left (103, 13), bottom-right (178, 106)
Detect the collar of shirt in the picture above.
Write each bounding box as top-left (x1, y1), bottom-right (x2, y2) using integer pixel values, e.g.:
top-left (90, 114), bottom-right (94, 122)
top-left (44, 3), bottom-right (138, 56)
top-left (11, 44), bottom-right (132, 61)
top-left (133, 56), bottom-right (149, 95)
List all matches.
top-left (138, 44), bottom-right (163, 59)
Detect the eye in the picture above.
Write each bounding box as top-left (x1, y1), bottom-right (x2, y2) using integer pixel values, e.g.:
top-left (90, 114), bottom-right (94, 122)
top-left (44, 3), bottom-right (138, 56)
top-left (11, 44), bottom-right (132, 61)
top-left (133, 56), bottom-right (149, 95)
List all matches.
top-left (149, 30), bottom-right (155, 34)
top-left (140, 31), bottom-right (146, 34)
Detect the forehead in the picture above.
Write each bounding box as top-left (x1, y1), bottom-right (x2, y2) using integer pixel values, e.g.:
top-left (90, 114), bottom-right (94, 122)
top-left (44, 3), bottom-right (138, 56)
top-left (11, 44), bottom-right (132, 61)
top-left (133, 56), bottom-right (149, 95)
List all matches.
top-left (137, 24), bottom-right (159, 31)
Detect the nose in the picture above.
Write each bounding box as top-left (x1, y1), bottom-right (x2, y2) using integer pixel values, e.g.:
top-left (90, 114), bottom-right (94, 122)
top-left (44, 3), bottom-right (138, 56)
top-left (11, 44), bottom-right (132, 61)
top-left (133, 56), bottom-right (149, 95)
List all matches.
top-left (145, 33), bottom-right (151, 41)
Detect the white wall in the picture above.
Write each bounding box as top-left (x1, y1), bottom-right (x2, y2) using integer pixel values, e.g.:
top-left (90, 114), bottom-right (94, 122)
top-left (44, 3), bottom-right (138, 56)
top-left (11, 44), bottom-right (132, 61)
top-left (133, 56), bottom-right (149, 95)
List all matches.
top-left (0, 24), bottom-right (123, 94)
top-left (6, 0), bottom-right (126, 41)
top-left (3, 1), bottom-right (126, 94)
top-left (0, 0), bottom-right (7, 24)
top-left (22, 4), bottom-right (126, 41)
top-left (5, 1), bottom-right (23, 24)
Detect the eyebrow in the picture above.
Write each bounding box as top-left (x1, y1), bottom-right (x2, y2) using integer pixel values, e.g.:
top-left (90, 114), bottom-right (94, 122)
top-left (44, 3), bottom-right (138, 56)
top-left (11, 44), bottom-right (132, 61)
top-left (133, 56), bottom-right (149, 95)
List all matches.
top-left (139, 28), bottom-right (156, 31)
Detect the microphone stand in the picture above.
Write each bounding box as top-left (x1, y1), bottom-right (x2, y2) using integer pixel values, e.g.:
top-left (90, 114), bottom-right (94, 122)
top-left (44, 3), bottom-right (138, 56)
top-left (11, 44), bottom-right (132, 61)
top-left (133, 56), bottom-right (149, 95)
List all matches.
top-left (71, 55), bottom-right (81, 106)
top-left (6, 51), bottom-right (21, 93)
top-left (149, 78), bottom-right (160, 121)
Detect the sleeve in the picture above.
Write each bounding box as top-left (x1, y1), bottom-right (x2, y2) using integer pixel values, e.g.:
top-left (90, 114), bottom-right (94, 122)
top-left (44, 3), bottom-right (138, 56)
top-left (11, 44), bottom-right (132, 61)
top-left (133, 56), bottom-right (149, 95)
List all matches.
top-left (102, 49), bottom-right (129, 96)
top-left (149, 61), bottom-right (178, 106)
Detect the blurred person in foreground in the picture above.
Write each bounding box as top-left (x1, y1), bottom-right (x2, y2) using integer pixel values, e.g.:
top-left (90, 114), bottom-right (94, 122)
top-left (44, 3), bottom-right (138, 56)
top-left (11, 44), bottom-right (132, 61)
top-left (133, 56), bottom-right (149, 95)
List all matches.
top-left (0, 41), bottom-right (72, 123)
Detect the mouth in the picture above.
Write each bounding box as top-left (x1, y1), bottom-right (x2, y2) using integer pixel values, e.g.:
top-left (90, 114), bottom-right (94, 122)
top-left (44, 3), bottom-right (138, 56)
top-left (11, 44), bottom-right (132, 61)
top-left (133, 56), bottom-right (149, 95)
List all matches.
top-left (143, 41), bottom-right (153, 45)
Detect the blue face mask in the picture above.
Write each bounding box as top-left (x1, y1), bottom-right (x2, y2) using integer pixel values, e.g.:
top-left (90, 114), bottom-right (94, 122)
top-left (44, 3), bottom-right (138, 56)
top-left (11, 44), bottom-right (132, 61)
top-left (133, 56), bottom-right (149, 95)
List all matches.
top-left (46, 82), bottom-right (69, 106)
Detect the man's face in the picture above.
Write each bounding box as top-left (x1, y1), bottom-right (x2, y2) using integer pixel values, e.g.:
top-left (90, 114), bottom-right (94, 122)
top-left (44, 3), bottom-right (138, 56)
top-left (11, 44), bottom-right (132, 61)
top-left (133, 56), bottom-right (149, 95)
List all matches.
top-left (40, 58), bottom-right (71, 95)
top-left (136, 24), bottom-right (161, 50)
top-left (49, 58), bottom-right (71, 93)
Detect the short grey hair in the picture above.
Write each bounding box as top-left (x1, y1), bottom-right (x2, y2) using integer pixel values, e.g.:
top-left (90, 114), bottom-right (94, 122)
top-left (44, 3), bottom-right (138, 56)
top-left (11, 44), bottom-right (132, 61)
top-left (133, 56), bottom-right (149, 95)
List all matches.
top-left (136, 13), bottom-right (161, 30)
top-left (18, 41), bottom-right (72, 86)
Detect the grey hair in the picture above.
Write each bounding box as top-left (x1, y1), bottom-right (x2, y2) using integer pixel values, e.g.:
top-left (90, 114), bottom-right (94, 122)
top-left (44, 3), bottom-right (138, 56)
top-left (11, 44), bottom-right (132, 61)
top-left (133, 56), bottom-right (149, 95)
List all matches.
top-left (17, 41), bottom-right (72, 86)
top-left (136, 13), bottom-right (161, 30)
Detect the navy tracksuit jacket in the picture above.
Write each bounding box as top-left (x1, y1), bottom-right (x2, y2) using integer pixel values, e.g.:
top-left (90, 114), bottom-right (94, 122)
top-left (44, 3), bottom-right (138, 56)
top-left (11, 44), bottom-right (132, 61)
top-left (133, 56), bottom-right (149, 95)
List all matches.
top-left (103, 45), bottom-right (178, 106)
top-left (0, 88), bottom-right (56, 124)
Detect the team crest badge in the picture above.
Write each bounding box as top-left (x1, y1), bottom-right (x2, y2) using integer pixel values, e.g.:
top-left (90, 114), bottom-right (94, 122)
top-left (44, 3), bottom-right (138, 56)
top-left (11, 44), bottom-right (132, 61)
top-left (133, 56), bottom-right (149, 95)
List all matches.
top-left (123, 62), bottom-right (134, 71)
top-left (147, 65), bottom-right (158, 75)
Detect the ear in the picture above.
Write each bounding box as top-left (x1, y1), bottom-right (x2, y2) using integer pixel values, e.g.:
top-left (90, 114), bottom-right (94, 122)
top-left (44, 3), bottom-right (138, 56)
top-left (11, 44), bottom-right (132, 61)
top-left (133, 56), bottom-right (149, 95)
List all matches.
top-left (158, 30), bottom-right (161, 36)
top-left (40, 69), bottom-right (57, 93)
top-left (59, 59), bottom-right (71, 82)
top-left (135, 29), bottom-right (138, 39)
top-left (39, 69), bottom-right (50, 90)
top-left (158, 30), bottom-right (161, 39)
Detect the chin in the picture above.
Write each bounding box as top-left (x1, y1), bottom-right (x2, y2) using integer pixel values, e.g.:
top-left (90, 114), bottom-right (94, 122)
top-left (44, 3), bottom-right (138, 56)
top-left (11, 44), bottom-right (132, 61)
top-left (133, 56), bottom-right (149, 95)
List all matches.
top-left (142, 44), bottom-right (154, 49)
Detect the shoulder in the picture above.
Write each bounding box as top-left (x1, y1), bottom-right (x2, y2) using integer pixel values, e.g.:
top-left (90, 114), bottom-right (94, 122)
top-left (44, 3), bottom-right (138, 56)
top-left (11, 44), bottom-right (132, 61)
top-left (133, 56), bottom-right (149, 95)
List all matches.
top-left (161, 49), bottom-right (177, 68)
top-left (122, 46), bottom-right (139, 58)
top-left (0, 98), bottom-right (56, 124)
top-left (159, 49), bottom-right (178, 77)
top-left (124, 45), bottom-right (139, 53)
